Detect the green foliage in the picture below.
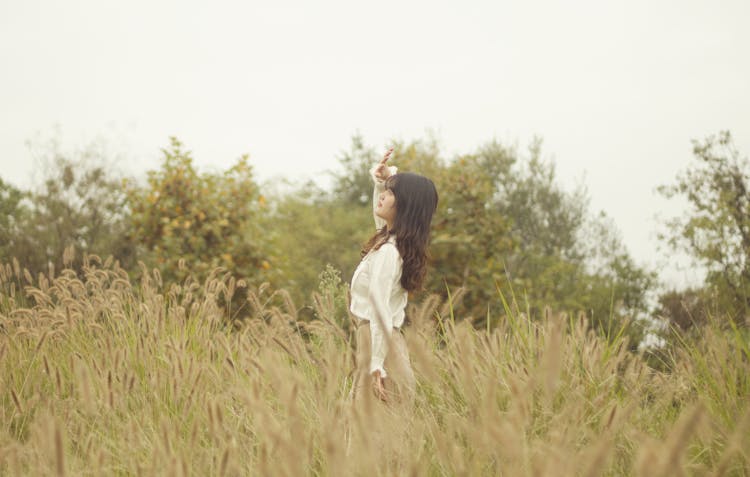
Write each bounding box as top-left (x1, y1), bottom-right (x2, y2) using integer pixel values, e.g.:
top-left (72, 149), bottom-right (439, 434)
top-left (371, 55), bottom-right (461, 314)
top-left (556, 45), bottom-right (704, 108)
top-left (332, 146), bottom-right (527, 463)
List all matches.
top-left (0, 178), bottom-right (29, 263)
top-left (0, 146), bottom-right (132, 275)
top-left (486, 140), bottom-right (587, 313)
top-left (401, 138), bottom-right (516, 316)
top-left (2, 131), bottom-right (655, 342)
top-left (126, 137), bottom-right (272, 289)
top-left (655, 287), bottom-right (717, 331)
top-left (658, 131), bottom-right (750, 323)
top-left (256, 134), bottom-right (651, 344)
top-left (579, 212), bottom-right (657, 337)
top-left (497, 139), bottom-right (586, 260)
top-left (268, 138), bottom-right (380, 305)
top-left (313, 264), bottom-right (351, 332)
top-left (329, 133), bottom-right (380, 205)
top-left (339, 135), bottom-right (655, 332)
top-left (268, 180), bottom-right (370, 307)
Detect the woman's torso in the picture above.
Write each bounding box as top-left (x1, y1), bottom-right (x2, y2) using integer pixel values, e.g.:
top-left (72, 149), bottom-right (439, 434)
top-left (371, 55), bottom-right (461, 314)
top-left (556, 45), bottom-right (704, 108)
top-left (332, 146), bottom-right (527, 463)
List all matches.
top-left (349, 237), bottom-right (407, 328)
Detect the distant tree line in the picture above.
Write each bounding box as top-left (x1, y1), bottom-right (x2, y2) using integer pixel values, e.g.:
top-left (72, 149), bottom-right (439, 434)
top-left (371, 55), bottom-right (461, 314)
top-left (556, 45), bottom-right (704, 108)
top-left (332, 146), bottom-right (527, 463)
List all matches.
top-left (656, 131), bottom-right (750, 331)
top-left (1, 131), bottom-right (746, 344)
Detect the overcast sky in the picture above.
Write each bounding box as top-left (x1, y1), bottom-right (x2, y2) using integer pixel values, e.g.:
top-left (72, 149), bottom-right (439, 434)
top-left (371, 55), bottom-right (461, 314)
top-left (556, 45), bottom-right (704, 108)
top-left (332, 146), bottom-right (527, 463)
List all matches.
top-left (1, 0), bottom-right (749, 289)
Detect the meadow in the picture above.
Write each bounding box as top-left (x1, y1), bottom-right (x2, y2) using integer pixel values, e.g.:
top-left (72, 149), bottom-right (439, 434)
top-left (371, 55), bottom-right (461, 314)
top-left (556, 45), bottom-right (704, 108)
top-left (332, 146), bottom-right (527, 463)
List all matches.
top-left (0, 253), bottom-right (748, 476)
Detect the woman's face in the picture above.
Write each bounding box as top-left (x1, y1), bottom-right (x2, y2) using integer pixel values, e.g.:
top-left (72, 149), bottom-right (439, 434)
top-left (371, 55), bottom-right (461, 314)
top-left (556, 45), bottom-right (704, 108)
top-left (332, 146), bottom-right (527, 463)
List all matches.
top-left (375, 188), bottom-right (397, 226)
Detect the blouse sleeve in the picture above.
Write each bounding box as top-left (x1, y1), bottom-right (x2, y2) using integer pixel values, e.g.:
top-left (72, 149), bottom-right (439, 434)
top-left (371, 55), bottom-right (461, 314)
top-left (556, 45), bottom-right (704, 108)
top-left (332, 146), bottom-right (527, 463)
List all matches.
top-left (367, 243), bottom-right (401, 377)
top-left (369, 164), bottom-right (398, 230)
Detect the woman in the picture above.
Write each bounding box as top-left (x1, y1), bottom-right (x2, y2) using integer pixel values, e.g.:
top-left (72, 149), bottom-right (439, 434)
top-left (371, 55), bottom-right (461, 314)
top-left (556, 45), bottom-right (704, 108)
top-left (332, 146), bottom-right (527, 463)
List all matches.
top-left (350, 147), bottom-right (439, 403)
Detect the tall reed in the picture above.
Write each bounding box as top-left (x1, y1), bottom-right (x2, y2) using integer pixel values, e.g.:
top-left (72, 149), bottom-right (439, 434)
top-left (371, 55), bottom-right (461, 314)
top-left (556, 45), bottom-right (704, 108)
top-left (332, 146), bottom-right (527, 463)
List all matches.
top-left (0, 254), bottom-right (747, 475)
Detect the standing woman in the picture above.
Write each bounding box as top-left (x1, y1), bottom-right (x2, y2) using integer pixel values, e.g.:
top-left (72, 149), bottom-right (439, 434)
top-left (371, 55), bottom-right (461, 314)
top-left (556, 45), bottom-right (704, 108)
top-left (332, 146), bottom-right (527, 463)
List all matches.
top-left (350, 147), bottom-right (438, 403)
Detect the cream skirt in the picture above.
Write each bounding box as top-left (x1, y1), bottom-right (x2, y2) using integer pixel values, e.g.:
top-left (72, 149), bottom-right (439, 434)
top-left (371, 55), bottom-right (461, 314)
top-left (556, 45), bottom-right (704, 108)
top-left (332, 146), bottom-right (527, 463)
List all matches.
top-left (351, 321), bottom-right (416, 405)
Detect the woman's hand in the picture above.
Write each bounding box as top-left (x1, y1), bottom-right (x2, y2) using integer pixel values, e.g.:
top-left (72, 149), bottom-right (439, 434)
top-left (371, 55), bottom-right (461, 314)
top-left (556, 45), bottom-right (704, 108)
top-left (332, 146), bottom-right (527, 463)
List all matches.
top-left (372, 369), bottom-right (388, 402)
top-left (373, 147), bottom-right (394, 182)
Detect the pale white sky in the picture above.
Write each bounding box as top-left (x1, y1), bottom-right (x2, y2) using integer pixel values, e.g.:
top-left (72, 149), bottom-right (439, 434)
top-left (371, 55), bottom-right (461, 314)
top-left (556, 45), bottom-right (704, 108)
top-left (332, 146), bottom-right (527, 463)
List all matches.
top-left (1, 0), bottom-right (749, 289)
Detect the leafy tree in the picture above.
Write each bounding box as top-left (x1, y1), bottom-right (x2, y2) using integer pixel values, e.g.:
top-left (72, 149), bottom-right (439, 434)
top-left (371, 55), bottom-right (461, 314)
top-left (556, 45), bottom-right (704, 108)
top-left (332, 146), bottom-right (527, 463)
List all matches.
top-left (126, 138), bottom-right (272, 290)
top-left (490, 139), bottom-right (587, 313)
top-left (397, 138), bottom-right (516, 316)
top-left (269, 138), bottom-right (376, 306)
top-left (0, 178), bottom-right (30, 263)
top-left (318, 135), bottom-right (654, 332)
top-left (655, 288), bottom-right (716, 332)
top-left (0, 145), bottom-right (132, 275)
top-left (270, 183), bottom-right (371, 307)
top-left (397, 137), bottom-right (654, 329)
top-left (658, 131), bottom-right (750, 323)
top-left (578, 212), bottom-right (657, 333)
top-left (330, 134), bottom-right (381, 206)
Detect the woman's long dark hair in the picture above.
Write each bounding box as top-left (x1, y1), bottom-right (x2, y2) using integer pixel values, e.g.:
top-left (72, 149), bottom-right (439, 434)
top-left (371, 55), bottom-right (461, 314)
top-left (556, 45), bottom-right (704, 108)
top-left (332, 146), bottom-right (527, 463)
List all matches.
top-left (361, 172), bottom-right (438, 292)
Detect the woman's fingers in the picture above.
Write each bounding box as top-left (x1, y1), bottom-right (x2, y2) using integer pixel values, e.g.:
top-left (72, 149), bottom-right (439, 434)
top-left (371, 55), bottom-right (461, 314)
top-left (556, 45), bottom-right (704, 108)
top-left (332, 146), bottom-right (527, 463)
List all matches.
top-left (380, 147), bottom-right (393, 165)
top-left (375, 148), bottom-right (394, 180)
top-left (373, 148), bottom-right (394, 181)
top-left (374, 381), bottom-right (387, 402)
top-left (371, 373), bottom-right (388, 402)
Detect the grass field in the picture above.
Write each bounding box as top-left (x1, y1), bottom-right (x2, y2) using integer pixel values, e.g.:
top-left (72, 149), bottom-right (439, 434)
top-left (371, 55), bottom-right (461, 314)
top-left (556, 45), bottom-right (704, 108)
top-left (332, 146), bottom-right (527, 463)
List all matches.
top-left (1, 255), bottom-right (748, 476)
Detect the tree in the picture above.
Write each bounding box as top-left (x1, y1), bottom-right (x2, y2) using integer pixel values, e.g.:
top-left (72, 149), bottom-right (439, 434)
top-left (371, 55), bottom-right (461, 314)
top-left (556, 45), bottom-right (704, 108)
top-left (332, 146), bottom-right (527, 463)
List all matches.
top-left (0, 143), bottom-right (132, 275)
top-left (330, 133), bottom-right (381, 206)
top-left (267, 181), bottom-right (361, 308)
top-left (268, 137), bottom-right (376, 307)
top-left (406, 138), bottom-right (516, 316)
top-left (0, 178), bottom-right (30, 263)
top-left (317, 135), bottom-right (654, 332)
top-left (658, 131), bottom-right (750, 323)
top-left (126, 138), bottom-right (272, 291)
top-left (655, 288), bottom-right (715, 332)
top-left (489, 139), bottom-right (588, 314)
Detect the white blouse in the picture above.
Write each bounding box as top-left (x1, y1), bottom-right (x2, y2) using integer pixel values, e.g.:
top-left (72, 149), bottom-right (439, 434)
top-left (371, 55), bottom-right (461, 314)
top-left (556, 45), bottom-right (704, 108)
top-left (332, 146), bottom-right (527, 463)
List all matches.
top-left (349, 164), bottom-right (407, 378)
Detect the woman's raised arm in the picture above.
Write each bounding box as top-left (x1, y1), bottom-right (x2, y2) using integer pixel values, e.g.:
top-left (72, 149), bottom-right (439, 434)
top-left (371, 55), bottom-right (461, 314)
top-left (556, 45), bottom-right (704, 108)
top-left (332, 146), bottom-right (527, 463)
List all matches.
top-left (370, 148), bottom-right (397, 230)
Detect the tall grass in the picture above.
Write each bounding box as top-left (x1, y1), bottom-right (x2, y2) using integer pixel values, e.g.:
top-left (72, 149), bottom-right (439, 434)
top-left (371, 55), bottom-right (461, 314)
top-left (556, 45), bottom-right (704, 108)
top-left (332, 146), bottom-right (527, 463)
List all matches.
top-left (0, 254), bottom-right (747, 476)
